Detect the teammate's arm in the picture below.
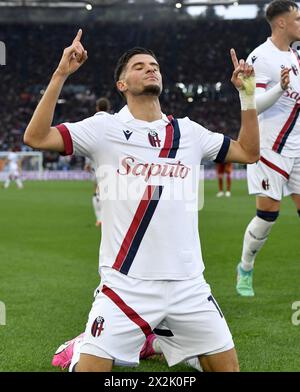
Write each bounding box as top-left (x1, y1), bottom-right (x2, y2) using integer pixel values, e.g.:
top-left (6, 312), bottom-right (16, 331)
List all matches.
top-left (23, 29), bottom-right (88, 152)
top-left (225, 49), bottom-right (260, 164)
top-left (255, 67), bottom-right (290, 114)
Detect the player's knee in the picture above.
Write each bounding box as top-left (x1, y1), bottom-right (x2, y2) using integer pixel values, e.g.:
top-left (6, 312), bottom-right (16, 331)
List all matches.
top-left (199, 348), bottom-right (239, 372)
top-left (256, 209), bottom-right (279, 222)
top-left (75, 354), bottom-right (113, 372)
top-left (75, 362), bottom-right (112, 372)
top-left (220, 350), bottom-right (239, 372)
top-left (224, 348), bottom-right (239, 372)
top-left (230, 356), bottom-right (240, 372)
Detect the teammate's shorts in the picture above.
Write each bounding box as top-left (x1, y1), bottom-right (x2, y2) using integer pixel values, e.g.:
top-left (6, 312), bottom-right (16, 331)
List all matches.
top-left (80, 268), bottom-right (234, 367)
top-left (247, 149), bottom-right (300, 201)
top-left (216, 162), bottom-right (233, 175)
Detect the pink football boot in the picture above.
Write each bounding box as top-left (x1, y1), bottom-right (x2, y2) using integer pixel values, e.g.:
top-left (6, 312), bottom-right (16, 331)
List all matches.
top-left (52, 333), bottom-right (84, 369)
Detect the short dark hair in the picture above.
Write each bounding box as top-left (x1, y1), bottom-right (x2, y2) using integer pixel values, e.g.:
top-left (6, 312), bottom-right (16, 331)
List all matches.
top-left (266, 0), bottom-right (298, 23)
top-left (96, 97), bottom-right (111, 112)
top-left (114, 47), bottom-right (158, 83)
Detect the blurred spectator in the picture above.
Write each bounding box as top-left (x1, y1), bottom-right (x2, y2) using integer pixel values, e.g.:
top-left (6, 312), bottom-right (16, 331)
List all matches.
top-left (0, 19), bottom-right (268, 168)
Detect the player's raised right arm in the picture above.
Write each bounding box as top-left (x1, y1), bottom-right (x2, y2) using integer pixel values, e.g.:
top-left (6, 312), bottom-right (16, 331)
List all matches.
top-left (23, 29), bottom-right (88, 152)
top-left (224, 48), bottom-right (260, 164)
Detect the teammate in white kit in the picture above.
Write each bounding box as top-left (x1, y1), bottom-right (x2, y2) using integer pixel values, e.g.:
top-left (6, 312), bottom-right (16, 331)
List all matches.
top-left (3, 150), bottom-right (24, 189)
top-left (84, 156), bottom-right (102, 226)
top-left (236, 0), bottom-right (300, 297)
top-left (84, 97), bottom-right (111, 227)
top-left (24, 30), bottom-right (259, 372)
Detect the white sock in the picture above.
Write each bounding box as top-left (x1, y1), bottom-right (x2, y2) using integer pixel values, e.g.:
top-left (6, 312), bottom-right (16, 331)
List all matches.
top-left (92, 195), bottom-right (102, 222)
top-left (4, 179), bottom-right (10, 188)
top-left (241, 216), bottom-right (275, 271)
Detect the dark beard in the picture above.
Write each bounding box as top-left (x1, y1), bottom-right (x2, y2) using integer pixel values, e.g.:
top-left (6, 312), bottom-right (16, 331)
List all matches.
top-left (141, 84), bottom-right (162, 96)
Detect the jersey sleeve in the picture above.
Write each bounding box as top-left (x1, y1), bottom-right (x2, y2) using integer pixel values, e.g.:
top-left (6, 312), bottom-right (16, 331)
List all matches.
top-left (55, 114), bottom-right (106, 159)
top-left (192, 121), bottom-right (230, 162)
top-left (247, 51), bottom-right (271, 90)
top-left (255, 82), bottom-right (284, 114)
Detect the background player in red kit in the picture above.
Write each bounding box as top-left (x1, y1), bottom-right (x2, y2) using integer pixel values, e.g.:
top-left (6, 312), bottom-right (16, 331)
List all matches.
top-left (216, 162), bottom-right (233, 197)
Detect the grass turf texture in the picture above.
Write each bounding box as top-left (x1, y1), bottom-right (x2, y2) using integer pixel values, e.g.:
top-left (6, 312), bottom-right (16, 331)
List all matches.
top-left (0, 179), bottom-right (299, 372)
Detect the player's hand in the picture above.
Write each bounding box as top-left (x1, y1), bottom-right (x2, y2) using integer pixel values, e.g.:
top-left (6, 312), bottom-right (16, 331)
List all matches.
top-left (230, 48), bottom-right (255, 95)
top-left (280, 67), bottom-right (290, 90)
top-left (55, 29), bottom-right (88, 78)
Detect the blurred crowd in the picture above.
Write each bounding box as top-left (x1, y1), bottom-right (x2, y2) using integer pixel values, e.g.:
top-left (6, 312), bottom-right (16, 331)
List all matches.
top-left (0, 18), bottom-right (269, 169)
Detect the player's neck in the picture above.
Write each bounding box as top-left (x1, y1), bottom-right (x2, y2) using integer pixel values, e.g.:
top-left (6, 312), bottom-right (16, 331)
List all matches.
top-left (270, 34), bottom-right (290, 52)
top-left (126, 96), bottom-right (162, 122)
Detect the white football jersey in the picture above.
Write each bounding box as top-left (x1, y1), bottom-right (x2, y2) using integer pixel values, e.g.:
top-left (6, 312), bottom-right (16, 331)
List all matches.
top-left (247, 38), bottom-right (300, 157)
top-left (56, 105), bottom-right (229, 280)
top-left (7, 152), bottom-right (18, 171)
top-left (85, 112), bottom-right (107, 173)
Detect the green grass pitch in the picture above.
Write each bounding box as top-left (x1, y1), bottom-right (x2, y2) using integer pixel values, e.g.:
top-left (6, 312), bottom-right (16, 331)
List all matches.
top-left (0, 179), bottom-right (299, 372)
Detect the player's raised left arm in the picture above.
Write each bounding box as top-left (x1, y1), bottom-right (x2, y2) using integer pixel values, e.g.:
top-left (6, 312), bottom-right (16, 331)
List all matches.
top-left (225, 49), bottom-right (260, 164)
top-left (24, 29), bottom-right (88, 152)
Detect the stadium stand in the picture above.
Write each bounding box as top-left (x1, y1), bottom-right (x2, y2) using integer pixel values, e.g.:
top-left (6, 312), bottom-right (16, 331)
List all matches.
top-left (0, 19), bottom-right (269, 168)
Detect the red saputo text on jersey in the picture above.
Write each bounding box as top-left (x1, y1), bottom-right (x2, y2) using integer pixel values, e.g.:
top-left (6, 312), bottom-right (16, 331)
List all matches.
top-left (117, 156), bottom-right (191, 181)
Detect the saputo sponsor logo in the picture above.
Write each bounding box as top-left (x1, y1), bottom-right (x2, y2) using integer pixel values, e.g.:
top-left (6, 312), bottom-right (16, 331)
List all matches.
top-left (283, 87), bottom-right (300, 104)
top-left (117, 156), bottom-right (191, 182)
top-left (95, 162), bottom-right (204, 211)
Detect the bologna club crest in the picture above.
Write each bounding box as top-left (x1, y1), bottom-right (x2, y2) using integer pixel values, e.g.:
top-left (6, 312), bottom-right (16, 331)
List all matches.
top-left (262, 178), bottom-right (270, 190)
top-left (148, 130), bottom-right (161, 147)
top-left (91, 316), bottom-right (105, 337)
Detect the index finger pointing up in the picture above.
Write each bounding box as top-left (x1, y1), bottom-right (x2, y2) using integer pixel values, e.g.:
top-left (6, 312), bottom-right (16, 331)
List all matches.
top-left (230, 48), bottom-right (239, 69)
top-left (73, 29), bottom-right (82, 43)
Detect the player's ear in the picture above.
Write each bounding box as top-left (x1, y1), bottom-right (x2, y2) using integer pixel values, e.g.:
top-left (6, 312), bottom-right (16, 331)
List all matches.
top-left (277, 16), bottom-right (286, 29)
top-left (116, 80), bottom-right (127, 94)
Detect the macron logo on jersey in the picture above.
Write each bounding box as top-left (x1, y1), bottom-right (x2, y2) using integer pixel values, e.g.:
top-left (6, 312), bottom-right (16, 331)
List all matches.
top-left (292, 64), bottom-right (299, 76)
top-left (123, 130), bottom-right (133, 140)
top-left (117, 156), bottom-right (191, 182)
